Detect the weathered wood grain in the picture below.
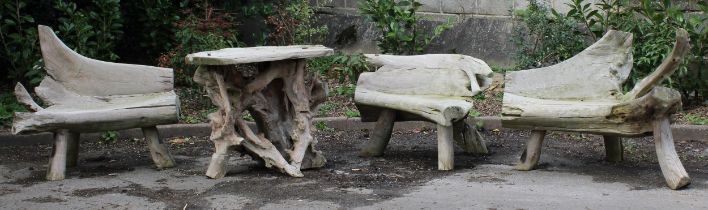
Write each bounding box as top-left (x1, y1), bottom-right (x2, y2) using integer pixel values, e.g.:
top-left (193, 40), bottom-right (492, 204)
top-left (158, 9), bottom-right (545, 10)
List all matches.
top-left (47, 129), bottom-right (70, 181)
top-left (355, 54), bottom-right (493, 171)
top-left (515, 130), bottom-right (546, 171)
top-left (13, 25), bottom-right (180, 181)
top-left (38, 25), bottom-right (174, 96)
top-left (143, 126), bottom-right (176, 169)
top-left (186, 45), bottom-right (333, 65)
top-left (194, 55), bottom-right (329, 178)
top-left (437, 124), bottom-right (455, 170)
top-left (653, 118), bottom-right (691, 189)
top-left (360, 109), bottom-right (396, 157)
top-left (502, 29), bottom-right (692, 189)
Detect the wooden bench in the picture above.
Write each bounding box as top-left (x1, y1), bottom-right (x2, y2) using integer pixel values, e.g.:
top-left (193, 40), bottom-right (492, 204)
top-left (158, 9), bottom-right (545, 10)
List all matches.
top-left (12, 25), bottom-right (180, 180)
top-left (355, 54), bottom-right (493, 170)
top-left (502, 29), bottom-right (691, 189)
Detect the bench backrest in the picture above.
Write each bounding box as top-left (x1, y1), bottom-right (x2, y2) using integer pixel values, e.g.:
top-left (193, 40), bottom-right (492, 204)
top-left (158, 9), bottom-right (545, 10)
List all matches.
top-left (38, 25), bottom-right (174, 97)
top-left (504, 30), bottom-right (634, 101)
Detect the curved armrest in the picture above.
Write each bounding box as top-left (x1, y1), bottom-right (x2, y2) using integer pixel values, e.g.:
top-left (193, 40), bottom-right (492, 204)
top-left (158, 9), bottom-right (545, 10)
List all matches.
top-left (623, 29), bottom-right (691, 100)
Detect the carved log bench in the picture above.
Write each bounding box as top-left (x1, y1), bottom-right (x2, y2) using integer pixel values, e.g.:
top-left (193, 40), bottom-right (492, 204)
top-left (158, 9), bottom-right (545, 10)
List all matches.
top-left (12, 25), bottom-right (179, 180)
top-left (502, 29), bottom-right (691, 189)
top-left (355, 54), bottom-right (493, 170)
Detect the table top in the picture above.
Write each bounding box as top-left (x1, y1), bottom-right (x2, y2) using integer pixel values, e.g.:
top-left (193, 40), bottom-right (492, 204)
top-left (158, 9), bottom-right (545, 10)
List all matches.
top-left (185, 45), bottom-right (334, 65)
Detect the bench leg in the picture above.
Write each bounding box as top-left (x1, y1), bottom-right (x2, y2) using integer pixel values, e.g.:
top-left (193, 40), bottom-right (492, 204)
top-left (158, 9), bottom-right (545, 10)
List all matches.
top-left (515, 130), bottom-right (546, 171)
top-left (453, 120), bottom-right (488, 154)
top-left (206, 140), bottom-right (231, 179)
top-left (603, 135), bottom-right (623, 162)
top-left (47, 129), bottom-right (70, 180)
top-left (142, 127), bottom-right (176, 169)
top-left (653, 118), bottom-right (690, 189)
top-left (360, 109), bottom-right (396, 157)
top-left (437, 124), bottom-right (454, 170)
top-left (65, 132), bottom-right (80, 167)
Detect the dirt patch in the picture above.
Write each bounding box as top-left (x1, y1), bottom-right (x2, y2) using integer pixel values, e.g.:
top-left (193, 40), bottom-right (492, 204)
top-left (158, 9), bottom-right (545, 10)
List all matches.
top-left (672, 103), bottom-right (708, 125)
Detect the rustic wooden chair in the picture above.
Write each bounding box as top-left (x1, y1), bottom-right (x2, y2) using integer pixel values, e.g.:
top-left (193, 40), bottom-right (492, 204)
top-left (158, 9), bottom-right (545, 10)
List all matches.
top-left (355, 54), bottom-right (493, 170)
top-left (12, 25), bottom-right (180, 180)
top-left (502, 29), bottom-right (691, 189)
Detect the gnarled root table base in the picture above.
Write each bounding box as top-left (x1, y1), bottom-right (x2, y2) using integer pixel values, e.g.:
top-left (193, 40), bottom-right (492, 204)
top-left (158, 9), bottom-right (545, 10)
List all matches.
top-left (193, 59), bottom-right (326, 178)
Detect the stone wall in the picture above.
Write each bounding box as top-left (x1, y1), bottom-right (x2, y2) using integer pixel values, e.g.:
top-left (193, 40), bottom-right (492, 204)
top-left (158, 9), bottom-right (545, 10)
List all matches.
top-left (314, 0), bottom-right (704, 67)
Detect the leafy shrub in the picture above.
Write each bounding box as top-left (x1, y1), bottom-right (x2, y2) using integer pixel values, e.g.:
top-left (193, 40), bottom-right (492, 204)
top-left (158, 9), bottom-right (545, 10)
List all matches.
top-left (359, 0), bottom-right (454, 55)
top-left (330, 53), bottom-right (371, 84)
top-left (513, 0), bottom-right (708, 102)
top-left (633, 0), bottom-right (707, 101)
top-left (318, 102), bottom-right (336, 116)
top-left (158, 7), bottom-right (241, 87)
top-left (119, 0), bottom-right (182, 64)
top-left (511, 0), bottom-right (588, 69)
top-left (100, 130), bottom-right (119, 144)
top-left (265, 0), bottom-right (328, 45)
top-left (335, 84), bottom-right (357, 96)
top-left (315, 121), bottom-right (334, 132)
top-left (54, 0), bottom-right (123, 61)
top-left (344, 109), bottom-right (360, 118)
top-left (0, 93), bottom-right (27, 128)
top-left (0, 1), bottom-right (41, 85)
top-left (686, 114), bottom-right (708, 125)
top-left (310, 52), bottom-right (371, 98)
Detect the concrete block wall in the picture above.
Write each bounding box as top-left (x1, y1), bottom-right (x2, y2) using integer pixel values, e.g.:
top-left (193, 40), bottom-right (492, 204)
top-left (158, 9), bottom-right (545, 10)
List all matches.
top-left (318, 0), bottom-right (605, 16)
top-left (315, 0), bottom-right (704, 67)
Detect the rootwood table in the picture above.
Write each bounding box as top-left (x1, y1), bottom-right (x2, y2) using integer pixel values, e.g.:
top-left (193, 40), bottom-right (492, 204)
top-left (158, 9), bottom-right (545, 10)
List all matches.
top-left (186, 45), bottom-right (334, 178)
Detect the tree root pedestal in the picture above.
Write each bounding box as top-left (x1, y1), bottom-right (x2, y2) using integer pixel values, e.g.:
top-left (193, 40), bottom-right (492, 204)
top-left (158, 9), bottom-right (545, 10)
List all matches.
top-left (193, 58), bottom-right (328, 178)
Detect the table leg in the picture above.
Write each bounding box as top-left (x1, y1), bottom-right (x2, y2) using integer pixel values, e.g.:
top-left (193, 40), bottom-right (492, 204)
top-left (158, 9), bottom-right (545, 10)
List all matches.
top-left (194, 60), bottom-right (327, 178)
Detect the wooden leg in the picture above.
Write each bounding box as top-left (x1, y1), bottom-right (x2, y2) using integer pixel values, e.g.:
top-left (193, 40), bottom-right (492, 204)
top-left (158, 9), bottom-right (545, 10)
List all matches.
top-left (142, 127), bottom-right (176, 169)
top-left (206, 140), bottom-right (231, 179)
top-left (515, 130), bottom-right (546, 171)
top-left (47, 129), bottom-right (70, 180)
top-left (437, 124), bottom-right (455, 170)
top-left (360, 109), bottom-right (396, 157)
top-left (653, 118), bottom-right (690, 190)
top-left (452, 120), bottom-right (488, 154)
top-left (603, 135), bottom-right (623, 162)
top-left (65, 132), bottom-right (80, 167)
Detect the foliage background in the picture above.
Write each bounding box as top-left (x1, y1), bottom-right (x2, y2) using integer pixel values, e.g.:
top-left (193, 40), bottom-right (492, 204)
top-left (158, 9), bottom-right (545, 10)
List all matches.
top-left (512, 0), bottom-right (707, 102)
top-left (0, 0), bottom-right (706, 127)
